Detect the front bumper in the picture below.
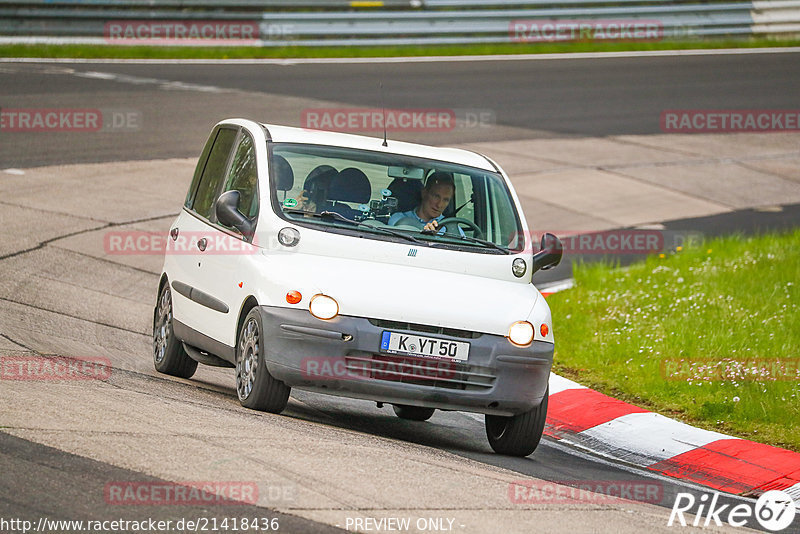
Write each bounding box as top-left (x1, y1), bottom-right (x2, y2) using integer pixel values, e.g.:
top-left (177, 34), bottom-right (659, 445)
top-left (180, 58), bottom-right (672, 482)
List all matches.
top-left (260, 305), bottom-right (553, 416)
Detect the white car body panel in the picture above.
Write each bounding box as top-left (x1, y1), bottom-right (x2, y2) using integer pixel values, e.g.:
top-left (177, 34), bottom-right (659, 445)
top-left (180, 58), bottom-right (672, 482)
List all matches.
top-left (162, 119), bottom-right (555, 351)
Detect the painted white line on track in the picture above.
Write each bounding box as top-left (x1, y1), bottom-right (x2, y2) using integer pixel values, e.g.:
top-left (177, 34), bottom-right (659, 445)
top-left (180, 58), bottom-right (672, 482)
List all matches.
top-left (5, 65), bottom-right (229, 93)
top-left (73, 70), bottom-right (227, 92)
top-left (785, 482), bottom-right (800, 501)
top-left (543, 439), bottom-right (758, 504)
top-left (461, 411), bottom-right (484, 424)
top-left (1, 47), bottom-right (800, 65)
top-left (538, 278), bottom-right (575, 294)
top-left (577, 412), bottom-right (734, 465)
top-left (548, 373), bottom-right (587, 395)
top-left (459, 410), bottom-right (759, 504)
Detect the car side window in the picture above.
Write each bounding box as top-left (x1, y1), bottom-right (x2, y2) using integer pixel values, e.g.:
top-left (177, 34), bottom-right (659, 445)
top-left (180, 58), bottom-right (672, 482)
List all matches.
top-left (486, 176), bottom-right (521, 247)
top-left (220, 132), bottom-right (259, 226)
top-left (453, 173), bottom-right (474, 223)
top-left (190, 127), bottom-right (238, 220)
top-left (184, 131), bottom-right (215, 209)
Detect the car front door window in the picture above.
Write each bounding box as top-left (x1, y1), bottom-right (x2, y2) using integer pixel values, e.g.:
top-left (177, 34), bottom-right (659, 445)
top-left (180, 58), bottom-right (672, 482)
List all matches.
top-left (191, 127), bottom-right (238, 221)
top-left (220, 133), bottom-right (259, 231)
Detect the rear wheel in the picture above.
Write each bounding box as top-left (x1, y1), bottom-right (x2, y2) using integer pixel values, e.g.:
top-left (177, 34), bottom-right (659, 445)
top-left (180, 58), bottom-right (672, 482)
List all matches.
top-left (153, 284), bottom-right (197, 379)
top-left (392, 404), bottom-right (435, 421)
top-left (236, 307), bottom-right (290, 413)
top-left (485, 387), bottom-right (548, 456)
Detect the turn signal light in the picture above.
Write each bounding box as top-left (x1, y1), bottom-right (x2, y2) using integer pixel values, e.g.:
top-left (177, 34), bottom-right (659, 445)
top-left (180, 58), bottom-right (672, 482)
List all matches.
top-left (540, 323), bottom-right (549, 337)
top-left (286, 290), bottom-right (302, 304)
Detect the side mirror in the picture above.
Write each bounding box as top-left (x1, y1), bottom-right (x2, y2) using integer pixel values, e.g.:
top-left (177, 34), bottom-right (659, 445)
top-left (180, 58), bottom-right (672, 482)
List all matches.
top-left (532, 232), bottom-right (563, 274)
top-left (215, 190), bottom-right (255, 238)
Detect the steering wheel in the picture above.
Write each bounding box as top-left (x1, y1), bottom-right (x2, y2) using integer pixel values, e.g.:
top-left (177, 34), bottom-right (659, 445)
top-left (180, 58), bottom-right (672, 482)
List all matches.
top-left (393, 216), bottom-right (424, 230)
top-left (436, 217), bottom-right (483, 239)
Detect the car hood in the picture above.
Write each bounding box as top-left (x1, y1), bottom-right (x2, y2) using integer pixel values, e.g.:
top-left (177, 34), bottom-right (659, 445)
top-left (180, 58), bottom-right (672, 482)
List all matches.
top-left (260, 252), bottom-right (540, 336)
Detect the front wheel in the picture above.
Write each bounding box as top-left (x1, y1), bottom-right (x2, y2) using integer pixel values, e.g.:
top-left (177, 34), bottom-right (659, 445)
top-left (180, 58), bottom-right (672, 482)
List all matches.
top-left (392, 404), bottom-right (435, 421)
top-left (236, 307), bottom-right (290, 413)
top-left (485, 387), bottom-right (548, 457)
top-left (153, 284), bottom-right (197, 379)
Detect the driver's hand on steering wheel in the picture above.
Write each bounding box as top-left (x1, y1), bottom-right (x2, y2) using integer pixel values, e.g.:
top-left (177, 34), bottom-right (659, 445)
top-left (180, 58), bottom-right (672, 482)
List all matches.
top-left (422, 220), bottom-right (439, 234)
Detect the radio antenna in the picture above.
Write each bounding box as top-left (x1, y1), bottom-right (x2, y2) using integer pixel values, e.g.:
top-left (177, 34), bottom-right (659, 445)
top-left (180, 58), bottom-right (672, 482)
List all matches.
top-left (380, 82), bottom-right (388, 147)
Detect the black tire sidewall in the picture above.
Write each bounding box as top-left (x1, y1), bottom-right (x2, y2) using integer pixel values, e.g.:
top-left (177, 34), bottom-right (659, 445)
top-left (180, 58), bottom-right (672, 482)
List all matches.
top-left (238, 308), bottom-right (265, 407)
top-left (393, 404), bottom-right (435, 421)
top-left (486, 386), bottom-right (549, 456)
top-left (153, 284), bottom-right (197, 378)
top-left (237, 307), bottom-right (289, 413)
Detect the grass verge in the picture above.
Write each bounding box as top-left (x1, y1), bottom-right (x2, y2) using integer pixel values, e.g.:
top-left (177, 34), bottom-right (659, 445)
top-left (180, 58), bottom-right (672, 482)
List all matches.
top-left (546, 229), bottom-right (800, 451)
top-left (1, 38), bottom-right (799, 59)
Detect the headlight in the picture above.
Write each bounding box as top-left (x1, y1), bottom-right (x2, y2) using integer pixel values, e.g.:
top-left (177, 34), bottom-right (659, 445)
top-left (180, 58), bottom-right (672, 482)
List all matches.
top-left (512, 258), bottom-right (527, 278)
top-left (278, 227), bottom-right (300, 247)
top-left (508, 321), bottom-right (534, 346)
top-left (309, 294), bottom-right (339, 320)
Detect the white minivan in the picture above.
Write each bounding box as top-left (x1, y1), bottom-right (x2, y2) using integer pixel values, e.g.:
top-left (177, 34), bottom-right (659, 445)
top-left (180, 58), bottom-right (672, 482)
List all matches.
top-left (154, 119), bottom-right (562, 456)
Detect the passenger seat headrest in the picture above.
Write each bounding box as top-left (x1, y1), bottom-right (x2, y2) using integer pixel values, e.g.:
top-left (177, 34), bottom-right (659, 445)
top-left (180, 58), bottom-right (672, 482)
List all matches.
top-left (272, 155), bottom-right (294, 192)
top-left (328, 167), bottom-right (371, 204)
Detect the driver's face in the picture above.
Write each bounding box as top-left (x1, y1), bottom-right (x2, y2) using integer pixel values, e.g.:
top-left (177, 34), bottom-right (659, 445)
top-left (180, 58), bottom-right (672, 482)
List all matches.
top-left (418, 183), bottom-right (453, 221)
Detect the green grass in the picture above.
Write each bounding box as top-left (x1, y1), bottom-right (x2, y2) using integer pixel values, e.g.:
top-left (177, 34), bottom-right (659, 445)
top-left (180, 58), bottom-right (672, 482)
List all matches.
top-left (547, 229), bottom-right (800, 451)
top-left (1, 37), bottom-right (800, 59)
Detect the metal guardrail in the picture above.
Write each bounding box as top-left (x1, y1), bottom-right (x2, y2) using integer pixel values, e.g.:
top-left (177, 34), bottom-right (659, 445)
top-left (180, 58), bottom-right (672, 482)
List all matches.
top-left (0, 0), bottom-right (798, 46)
top-left (0, 0), bottom-right (413, 6)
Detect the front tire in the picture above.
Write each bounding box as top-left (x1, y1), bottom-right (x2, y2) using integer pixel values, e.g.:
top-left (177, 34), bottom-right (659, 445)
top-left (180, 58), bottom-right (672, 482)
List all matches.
top-left (236, 307), bottom-right (290, 413)
top-left (392, 404), bottom-right (435, 421)
top-left (485, 387), bottom-right (548, 457)
top-left (153, 284), bottom-right (197, 379)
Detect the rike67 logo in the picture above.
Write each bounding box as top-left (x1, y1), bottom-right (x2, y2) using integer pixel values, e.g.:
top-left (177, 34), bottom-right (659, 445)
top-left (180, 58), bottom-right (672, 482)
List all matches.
top-left (668, 490), bottom-right (796, 531)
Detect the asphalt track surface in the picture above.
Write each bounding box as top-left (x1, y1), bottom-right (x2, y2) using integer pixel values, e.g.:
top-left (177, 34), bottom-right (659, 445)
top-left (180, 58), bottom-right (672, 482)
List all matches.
top-left (1, 53), bottom-right (799, 533)
top-left (2, 51), bottom-right (800, 166)
top-left (0, 433), bottom-right (343, 534)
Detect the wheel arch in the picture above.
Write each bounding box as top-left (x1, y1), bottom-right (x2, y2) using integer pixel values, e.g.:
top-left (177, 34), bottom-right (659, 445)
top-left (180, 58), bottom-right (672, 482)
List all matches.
top-left (157, 273), bottom-right (170, 295)
top-left (154, 273), bottom-right (170, 328)
top-left (236, 295), bottom-right (260, 347)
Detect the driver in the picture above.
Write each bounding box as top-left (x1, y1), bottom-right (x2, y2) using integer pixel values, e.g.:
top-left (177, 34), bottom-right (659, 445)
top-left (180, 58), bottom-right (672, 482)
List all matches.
top-left (388, 172), bottom-right (465, 235)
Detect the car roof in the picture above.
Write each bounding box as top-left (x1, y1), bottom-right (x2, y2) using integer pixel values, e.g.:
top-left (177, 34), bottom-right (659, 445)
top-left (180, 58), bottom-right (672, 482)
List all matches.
top-left (260, 123), bottom-right (496, 172)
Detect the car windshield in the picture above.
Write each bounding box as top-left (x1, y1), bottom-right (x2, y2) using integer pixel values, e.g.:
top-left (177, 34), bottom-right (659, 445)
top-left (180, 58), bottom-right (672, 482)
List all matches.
top-left (270, 143), bottom-right (524, 253)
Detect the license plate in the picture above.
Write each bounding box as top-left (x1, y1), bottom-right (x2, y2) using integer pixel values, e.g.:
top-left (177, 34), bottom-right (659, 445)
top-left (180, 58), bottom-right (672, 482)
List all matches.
top-left (380, 331), bottom-right (469, 361)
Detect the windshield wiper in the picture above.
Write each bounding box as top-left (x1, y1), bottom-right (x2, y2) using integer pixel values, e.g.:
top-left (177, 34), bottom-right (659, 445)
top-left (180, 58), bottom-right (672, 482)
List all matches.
top-left (446, 234), bottom-right (511, 254)
top-left (284, 209), bottom-right (424, 244)
top-left (356, 223), bottom-right (425, 244)
top-left (284, 209), bottom-right (356, 224)
top-left (283, 208), bottom-right (323, 218)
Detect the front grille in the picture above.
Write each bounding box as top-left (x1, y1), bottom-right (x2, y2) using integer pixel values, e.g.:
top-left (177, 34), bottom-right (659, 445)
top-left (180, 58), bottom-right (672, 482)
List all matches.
top-left (344, 353), bottom-right (496, 390)
top-left (368, 319), bottom-right (482, 339)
